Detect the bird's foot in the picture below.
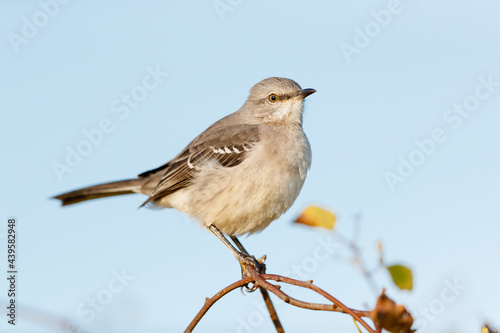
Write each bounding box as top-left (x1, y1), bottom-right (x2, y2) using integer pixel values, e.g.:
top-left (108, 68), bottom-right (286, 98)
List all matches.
top-left (237, 253), bottom-right (266, 292)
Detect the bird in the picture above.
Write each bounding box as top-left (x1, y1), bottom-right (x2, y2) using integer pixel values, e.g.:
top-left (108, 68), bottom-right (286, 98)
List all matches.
top-left (54, 77), bottom-right (315, 273)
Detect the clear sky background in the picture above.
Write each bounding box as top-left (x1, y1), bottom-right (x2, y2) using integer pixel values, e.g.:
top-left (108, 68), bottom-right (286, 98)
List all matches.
top-left (1, 1), bottom-right (499, 332)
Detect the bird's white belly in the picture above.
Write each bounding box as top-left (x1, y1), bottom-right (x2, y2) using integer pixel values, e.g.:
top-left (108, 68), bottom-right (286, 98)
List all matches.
top-left (166, 142), bottom-right (308, 235)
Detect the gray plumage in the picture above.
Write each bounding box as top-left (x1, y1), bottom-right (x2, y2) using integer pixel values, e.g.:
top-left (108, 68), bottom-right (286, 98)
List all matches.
top-left (54, 77), bottom-right (315, 236)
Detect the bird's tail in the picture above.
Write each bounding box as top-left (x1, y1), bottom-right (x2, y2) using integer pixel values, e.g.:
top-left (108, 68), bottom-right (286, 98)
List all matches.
top-left (53, 179), bottom-right (143, 206)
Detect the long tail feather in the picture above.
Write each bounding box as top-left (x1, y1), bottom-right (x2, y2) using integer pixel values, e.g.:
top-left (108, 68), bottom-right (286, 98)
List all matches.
top-left (53, 179), bottom-right (142, 206)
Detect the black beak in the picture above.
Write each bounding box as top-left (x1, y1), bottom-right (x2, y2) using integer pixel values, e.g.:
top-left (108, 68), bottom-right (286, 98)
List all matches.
top-left (295, 88), bottom-right (316, 99)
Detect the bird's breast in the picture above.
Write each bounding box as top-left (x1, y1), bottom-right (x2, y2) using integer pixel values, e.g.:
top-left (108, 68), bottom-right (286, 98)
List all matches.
top-left (166, 126), bottom-right (311, 235)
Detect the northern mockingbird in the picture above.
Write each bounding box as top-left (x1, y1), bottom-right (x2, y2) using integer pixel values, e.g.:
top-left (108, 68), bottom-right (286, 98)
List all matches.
top-left (54, 77), bottom-right (315, 273)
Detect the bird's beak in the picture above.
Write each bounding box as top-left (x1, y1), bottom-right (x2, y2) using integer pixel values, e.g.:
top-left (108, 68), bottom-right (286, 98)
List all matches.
top-left (295, 88), bottom-right (316, 100)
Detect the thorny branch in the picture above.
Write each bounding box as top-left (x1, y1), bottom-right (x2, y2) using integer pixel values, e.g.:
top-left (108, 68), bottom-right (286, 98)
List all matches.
top-left (185, 263), bottom-right (413, 333)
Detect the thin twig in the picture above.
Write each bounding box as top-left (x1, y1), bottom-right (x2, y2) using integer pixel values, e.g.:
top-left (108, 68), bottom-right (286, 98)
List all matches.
top-left (259, 287), bottom-right (284, 333)
top-left (265, 274), bottom-right (371, 317)
top-left (249, 269), bottom-right (374, 333)
top-left (186, 268), bottom-right (376, 333)
top-left (336, 231), bottom-right (381, 296)
top-left (185, 277), bottom-right (254, 332)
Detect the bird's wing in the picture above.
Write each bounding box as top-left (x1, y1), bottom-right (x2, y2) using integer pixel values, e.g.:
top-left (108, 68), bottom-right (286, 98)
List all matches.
top-left (139, 124), bottom-right (260, 206)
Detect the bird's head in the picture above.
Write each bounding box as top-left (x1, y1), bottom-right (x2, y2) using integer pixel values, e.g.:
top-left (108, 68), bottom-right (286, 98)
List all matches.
top-left (245, 77), bottom-right (316, 125)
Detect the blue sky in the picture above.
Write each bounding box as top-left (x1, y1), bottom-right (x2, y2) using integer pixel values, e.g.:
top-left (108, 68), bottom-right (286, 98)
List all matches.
top-left (1, 1), bottom-right (499, 332)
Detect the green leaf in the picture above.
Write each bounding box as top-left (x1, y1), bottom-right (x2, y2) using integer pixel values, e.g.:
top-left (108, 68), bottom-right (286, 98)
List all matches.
top-left (387, 264), bottom-right (413, 291)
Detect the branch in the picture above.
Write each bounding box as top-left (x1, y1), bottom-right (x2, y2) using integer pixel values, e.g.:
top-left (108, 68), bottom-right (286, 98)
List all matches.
top-left (185, 276), bottom-right (254, 332)
top-left (335, 224), bottom-right (381, 296)
top-left (186, 266), bottom-right (377, 333)
top-left (259, 273), bottom-right (372, 327)
top-left (248, 267), bottom-right (374, 332)
top-left (259, 287), bottom-right (284, 332)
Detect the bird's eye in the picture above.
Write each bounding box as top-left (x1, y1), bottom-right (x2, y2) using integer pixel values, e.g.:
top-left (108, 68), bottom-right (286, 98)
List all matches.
top-left (268, 93), bottom-right (279, 103)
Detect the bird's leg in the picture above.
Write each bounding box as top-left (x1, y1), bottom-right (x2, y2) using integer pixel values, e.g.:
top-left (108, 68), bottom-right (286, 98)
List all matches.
top-left (230, 235), bottom-right (249, 254)
top-left (208, 225), bottom-right (265, 280)
top-left (230, 235), bottom-right (266, 274)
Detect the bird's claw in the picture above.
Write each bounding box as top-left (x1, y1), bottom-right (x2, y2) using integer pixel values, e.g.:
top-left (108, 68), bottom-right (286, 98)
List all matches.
top-left (238, 253), bottom-right (267, 292)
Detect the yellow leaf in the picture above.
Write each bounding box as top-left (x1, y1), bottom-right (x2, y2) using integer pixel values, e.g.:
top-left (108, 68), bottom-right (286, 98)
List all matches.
top-left (295, 206), bottom-right (336, 230)
top-left (387, 264), bottom-right (413, 291)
